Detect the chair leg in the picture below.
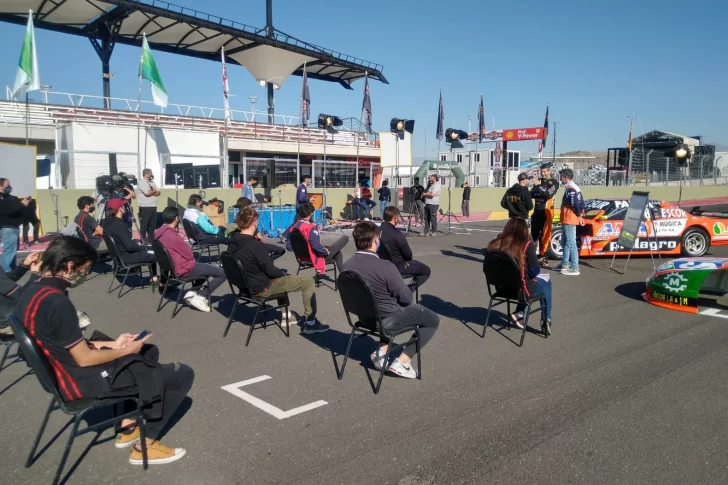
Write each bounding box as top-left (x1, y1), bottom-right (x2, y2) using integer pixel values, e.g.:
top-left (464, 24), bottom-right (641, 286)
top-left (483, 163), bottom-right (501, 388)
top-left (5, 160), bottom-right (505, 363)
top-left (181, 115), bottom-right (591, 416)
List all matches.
top-left (0, 342), bottom-right (13, 372)
top-left (482, 298), bottom-right (495, 339)
top-left (26, 397), bottom-right (56, 468)
top-left (374, 339), bottom-right (395, 395)
top-left (338, 326), bottom-right (358, 380)
top-left (118, 269), bottom-right (130, 298)
top-left (519, 303), bottom-right (531, 347)
top-left (415, 329), bottom-right (422, 380)
top-left (51, 415), bottom-right (81, 485)
top-left (107, 264), bottom-right (118, 293)
top-left (223, 298), bottom-right (239, 338)
top-left (333, 263), bottom-right (338, 291)
top-left (245, 305), bottom-right (261, 347)
top-left (284, 304), bottom-right (290, 338)
top-left (156, 280), bottom-right (170, 312)
top-left (137, 413), bottom-right (148, 470)
top-left (171, 282), bottom-right (188, 318)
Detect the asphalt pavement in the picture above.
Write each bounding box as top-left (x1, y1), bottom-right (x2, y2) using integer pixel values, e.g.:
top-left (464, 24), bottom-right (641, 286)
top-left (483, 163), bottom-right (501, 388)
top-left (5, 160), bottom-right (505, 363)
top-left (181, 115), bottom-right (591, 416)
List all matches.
top-left (1, 220), bottom-right (727, 485)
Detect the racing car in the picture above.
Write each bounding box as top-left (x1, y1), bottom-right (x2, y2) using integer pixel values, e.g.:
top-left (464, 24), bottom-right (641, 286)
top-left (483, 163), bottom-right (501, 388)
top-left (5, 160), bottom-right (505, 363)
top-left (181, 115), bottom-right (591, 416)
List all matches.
top-left (547, 199), bottom-right (728, 259)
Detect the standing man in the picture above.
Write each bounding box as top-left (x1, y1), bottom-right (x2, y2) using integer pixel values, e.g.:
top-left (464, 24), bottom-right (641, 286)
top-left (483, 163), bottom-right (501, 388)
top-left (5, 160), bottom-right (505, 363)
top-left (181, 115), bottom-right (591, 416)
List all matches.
top-left (242, 176), bottom-right (268, 204)
top-left (0, 178), bottom-right (30, 272)
top-left (409, 177), bottom-right (425, 227)
top-left (501, 173), bottom-right (533, 220)
top-left (530, 163), bottom-right (560, 265)
top-left (422, 174), bottom-right (441, 236)
top-left (461, 181), bottom-right (471, 217)
top-left (296, 175), bottom-right (311, 208)
top-left (136, 168), bottom-right (160, 245)
top-left (377, 180), bottom-right (391, 219)
top-left (558, 168), bottom-right (584, 276)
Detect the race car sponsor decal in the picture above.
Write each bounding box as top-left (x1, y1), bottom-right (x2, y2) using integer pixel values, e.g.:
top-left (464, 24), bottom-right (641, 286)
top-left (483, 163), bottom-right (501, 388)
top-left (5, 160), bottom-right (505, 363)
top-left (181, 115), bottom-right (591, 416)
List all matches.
top-left (658, 272), bottom-right (688, 292)
top-left (648, 289), bottom-right (697, 308)
top-left (660, 208), bottom-right (687, 218)
top-left (652, 218), bottom-right (687, 236)
top-left (713, 222), bottom-right (725, 236)
top-left (596, 222), bottom-right (648, 237)
top-left (607, 237), bottom-right (679, 252)
top-left (585, 199), bottom-right (613, 210)
top-left (673, 259), bottom-right (728, 270)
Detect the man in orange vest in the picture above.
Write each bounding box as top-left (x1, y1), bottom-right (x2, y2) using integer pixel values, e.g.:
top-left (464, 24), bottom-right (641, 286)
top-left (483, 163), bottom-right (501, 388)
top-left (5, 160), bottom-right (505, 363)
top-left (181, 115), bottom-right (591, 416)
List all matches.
top-left (530, 163), bottom-right (560, 265)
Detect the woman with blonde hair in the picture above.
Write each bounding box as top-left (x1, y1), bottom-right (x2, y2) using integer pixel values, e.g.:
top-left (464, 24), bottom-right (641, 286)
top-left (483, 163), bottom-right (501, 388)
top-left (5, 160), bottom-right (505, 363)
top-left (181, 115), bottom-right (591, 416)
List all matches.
top-left (485, 217), bottom-right (552, 334)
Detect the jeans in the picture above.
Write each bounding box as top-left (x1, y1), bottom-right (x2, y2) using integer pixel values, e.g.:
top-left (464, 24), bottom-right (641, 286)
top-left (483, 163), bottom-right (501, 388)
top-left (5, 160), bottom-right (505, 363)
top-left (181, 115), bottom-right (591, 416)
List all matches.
top-left (184, 263), bottom-right (226, 298)
top-left (138, 207), bottom-right (157, 245)
top-left (561, 224), bottom-right (578, 270)
top-left (356, 199), bottom-right (376, 219)
top-left (258, 274), bottom-right (317, 320)
top-left (319, 233), bottom-right (349, 270)
top-left (461, 200), bottom-right (470, 217)
top-left (1, 227), bottom-right (19, 272)
top-left (199, 227), bottom-right (228, 245)
top-left (381, 304), bottom-right (440, 359)
top-left (516, 277), bottom-right (552, 321)
top-left (397, 260), bottom-right (431, 292)
top-left (413, 200), bottom-right (425, 224)
top-left (123, 251), bottom-right (158, 277)
top-left (379, 200), bottom-right (389, 218)
top-left (424, 204), bottom-right (439, 234)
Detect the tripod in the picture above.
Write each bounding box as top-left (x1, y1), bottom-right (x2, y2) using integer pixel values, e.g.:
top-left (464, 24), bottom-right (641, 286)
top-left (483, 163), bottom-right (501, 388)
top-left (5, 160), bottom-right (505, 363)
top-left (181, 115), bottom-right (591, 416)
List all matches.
top-left (437, 169), bottom-right (468, 235)
top-left (404, 190), bottom-right (422, 237)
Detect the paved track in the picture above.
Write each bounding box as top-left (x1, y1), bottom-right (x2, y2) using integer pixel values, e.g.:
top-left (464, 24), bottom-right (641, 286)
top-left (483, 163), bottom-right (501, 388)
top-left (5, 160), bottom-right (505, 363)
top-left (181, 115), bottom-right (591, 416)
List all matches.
top-left (1, 221), bottom-right (727, 485)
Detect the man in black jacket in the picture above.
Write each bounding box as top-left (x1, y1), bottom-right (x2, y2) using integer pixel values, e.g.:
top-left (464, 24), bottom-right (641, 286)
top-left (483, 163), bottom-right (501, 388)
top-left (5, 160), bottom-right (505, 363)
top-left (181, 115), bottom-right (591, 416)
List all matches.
top-left (461, 181), bottom-right (471, 217)
top-left (0, 177), bottom-right (30, 272)
top-left (500, 172), bottom-right (533, 220)
top-left (228, 207), bottom-right (329, 334)
top-left (378, 206), bottom-right (431, 293)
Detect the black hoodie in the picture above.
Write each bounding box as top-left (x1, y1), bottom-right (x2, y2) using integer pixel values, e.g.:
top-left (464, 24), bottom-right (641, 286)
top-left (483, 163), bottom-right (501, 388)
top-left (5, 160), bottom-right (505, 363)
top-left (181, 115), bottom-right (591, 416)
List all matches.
top-left (501, 183), bottom-right (533, 219)
top-left (0, 192), bottom-right (24, 228)
top-left (227, 230), bottom-right (285, 294)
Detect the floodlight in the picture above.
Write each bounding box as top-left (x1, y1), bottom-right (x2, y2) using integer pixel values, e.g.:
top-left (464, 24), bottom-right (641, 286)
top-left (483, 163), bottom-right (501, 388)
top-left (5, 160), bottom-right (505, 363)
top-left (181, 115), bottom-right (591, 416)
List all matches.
top-left (667, 143), bottom-right (692, 167)
top-left (390, 118), bottom-right (415, 140)
top-left (445, 128), bottom-right (469, 149)
top-left (317, 113), bottom-right (343, 134)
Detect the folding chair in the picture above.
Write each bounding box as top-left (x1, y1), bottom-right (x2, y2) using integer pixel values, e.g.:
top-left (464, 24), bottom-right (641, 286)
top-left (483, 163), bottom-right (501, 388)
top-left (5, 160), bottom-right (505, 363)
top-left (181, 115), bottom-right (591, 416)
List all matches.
top-left (219, 252), bottom-right (290, 346)
top-left (0, 332), bottom-right (18, 375)
top-left (103, 234), bottom-right (154, 298)
top-left (289, 229), bottom-right (338, 290)
top-left (7, 314), bottom-right (148, 485)
top-left (377, 242), bottom-right (419, 303)
top-left (182, 218), bottom-right (221, 264)
top-left (482, 250), bottom-right (547, 346)
top-left (337, 270), bottom-right (422, 395)
top-left (152, 239), bottom-right (211, 318)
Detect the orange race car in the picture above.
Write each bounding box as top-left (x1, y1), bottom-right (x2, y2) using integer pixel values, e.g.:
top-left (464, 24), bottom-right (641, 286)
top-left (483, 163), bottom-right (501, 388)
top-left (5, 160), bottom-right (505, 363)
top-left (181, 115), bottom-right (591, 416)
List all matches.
top-left (547, 199), bottom-right (728, 259)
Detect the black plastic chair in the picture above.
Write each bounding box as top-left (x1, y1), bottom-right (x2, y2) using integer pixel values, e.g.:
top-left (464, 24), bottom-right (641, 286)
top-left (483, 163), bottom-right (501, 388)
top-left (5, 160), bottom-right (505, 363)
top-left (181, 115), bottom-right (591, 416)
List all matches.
top-left (377, 242), bottom-right (419, 303)
top-left (103, 233), bottom-right (154, 298)
top-left (337, 270), bottom-right (421, 395)
top-left (482, 250), bottom-right (547, 346)
top-left (289, 229), bottom-right (338, 290)
top-left (0, 333), bottom-right (18, 374)
top-left (182, 218), bottom-right (221, 264)
top-left (219, 252), bottom-right (290, 346)
top-left (152, 239), bottom-right (211, 318)
top-left (7, 314), bottom-right (148, 485)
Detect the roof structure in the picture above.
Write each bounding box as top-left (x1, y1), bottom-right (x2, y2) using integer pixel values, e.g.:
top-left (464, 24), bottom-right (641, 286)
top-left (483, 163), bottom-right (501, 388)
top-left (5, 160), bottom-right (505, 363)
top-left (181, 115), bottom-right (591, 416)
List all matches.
top-left (0, 0), bottom-right (387, 112)
top-left (632, 130), bottom-right (701, 147)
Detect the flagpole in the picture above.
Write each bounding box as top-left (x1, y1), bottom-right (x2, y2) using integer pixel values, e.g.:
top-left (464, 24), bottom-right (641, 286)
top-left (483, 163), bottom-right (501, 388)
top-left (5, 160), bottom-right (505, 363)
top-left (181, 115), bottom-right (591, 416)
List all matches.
top-left (437, 87), bottom-right (442, 153)
top-left (222, 46), bottom-right (229, 190)
top-left (136, 35), bottom-right (144, 179)
top-left (297, 62), bottom-right (305, 178)
top-left (25, 92), bottom-right (29, 145)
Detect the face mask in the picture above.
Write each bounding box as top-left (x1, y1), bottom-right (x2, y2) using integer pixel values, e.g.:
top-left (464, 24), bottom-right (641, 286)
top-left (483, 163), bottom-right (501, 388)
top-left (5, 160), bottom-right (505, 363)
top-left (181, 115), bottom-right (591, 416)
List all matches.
top-left (375, 238), bottom-right (381, 252)
top-left (89, 206), bottom-right (96, 213)
top-left (149, 175), bottom-right (154, 181)
top-left (4, 186), bottom-right (12, 194)
top-left (69, 269), bottom-right (88, 288)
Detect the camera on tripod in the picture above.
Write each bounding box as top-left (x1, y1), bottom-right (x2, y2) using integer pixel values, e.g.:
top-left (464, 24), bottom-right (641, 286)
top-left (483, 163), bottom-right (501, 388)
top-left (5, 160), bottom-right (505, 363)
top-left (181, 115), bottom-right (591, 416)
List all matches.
top-left (95, 173), bottom-right (138, 199)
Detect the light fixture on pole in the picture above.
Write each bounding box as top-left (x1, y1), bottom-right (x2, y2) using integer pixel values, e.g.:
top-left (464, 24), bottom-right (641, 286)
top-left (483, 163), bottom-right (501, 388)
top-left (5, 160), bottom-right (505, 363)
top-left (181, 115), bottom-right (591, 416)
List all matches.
top-left (441, 127), bottom-right (469, 235)
top-left (390, 118), bottom-right (415, 210)
top-left (668, 143), bottom-right (692, 207)
top-left (317, 113), bottom-right (343, 226)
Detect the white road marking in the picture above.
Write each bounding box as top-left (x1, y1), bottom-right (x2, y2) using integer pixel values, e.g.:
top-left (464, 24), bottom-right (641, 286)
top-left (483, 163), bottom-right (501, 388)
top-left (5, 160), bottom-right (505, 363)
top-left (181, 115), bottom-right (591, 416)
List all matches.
top-left (221, 375), bottom-right (328, 419)
top-left (699, 308), bottom-right (728, 319)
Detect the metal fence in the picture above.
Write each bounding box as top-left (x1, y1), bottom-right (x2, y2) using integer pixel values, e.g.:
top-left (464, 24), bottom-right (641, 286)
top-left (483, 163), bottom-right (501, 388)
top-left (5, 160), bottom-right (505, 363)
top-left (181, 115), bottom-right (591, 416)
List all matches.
top-left (242, 157), bottom-right (300, 189)
top-left (56, 149), bottom-right (139, 189)
top-left (312, 160), bottom-right (357, 188)
top-left (627, 147), bottom-right (727, 186)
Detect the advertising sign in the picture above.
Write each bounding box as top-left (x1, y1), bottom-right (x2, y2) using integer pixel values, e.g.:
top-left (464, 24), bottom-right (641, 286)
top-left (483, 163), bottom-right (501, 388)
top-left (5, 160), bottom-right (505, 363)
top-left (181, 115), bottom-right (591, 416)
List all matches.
top-left (502, 127), bottom-right (547, 142)
top-left (616, 191), bottom-right (650, 249)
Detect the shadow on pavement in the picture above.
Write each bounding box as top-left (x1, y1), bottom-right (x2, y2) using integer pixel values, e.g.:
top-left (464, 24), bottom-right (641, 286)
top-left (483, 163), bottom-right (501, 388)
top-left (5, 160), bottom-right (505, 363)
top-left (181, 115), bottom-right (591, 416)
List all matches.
top-left (614, 281), bottom-right (647, 302)
top-left (439, 250), bottom-right (483, 264)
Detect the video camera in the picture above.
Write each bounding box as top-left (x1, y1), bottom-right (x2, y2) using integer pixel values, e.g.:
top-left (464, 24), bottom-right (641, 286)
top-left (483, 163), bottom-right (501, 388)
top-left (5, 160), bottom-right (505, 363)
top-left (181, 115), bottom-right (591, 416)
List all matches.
top-left (96, 173), bottom-right (138, 199)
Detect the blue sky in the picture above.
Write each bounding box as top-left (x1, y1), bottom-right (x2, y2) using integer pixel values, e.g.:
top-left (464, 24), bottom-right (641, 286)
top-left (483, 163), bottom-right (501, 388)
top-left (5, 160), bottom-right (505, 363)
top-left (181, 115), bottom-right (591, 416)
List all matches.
top-left (0, 0), bottom-right (725, 159)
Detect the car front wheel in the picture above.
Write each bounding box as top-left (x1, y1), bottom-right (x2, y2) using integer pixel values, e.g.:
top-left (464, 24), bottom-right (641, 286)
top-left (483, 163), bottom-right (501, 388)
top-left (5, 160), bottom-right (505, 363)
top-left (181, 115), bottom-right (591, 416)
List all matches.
top-left (681, 228), bottom-right (710, 257)
top-left (548, 224), bottom-right (563, 259)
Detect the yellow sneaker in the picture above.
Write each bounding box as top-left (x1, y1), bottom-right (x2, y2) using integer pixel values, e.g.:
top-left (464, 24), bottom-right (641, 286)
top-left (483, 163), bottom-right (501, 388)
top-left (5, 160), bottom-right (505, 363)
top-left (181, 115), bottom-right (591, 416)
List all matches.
top-left (114, 426), bottom-right (140, 449)
top-left (129, 440), bottom-right (186, 465)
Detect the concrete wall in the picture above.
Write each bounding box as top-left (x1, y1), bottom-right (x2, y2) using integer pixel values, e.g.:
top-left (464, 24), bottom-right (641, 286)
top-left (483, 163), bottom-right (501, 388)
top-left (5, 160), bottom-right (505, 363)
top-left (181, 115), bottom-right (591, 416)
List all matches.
top-left (34, 185), bottom-right (728, 233)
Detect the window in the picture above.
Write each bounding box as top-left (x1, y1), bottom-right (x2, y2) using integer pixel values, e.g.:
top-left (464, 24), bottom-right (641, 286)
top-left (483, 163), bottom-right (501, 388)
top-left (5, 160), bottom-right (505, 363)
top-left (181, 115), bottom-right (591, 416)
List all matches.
top-left (475, 175), bottom-right (481, 185)
top-left (440, 155), bottom-right (446, 161)
top-left (457, 154), bottom-right (462, 163)
top-left (475, 153), bottom-right (480, 162)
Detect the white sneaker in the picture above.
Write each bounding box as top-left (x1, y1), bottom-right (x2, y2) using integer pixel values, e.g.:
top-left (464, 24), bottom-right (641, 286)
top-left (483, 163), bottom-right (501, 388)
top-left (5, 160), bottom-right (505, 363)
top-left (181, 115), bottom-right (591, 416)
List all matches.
top-left (370, 347), bottom-right (386, 370)
top-left (187, 295), bottom-right (211, 312)
top-left (183, 291), bottom-right (197, 301)
top-left (280, 309), bottom-right (296, 326)
top-left (563, 268), bottom-right (580, 276)
top-left (387, 357), bottom-right (417, 379)
top-left (509, 312), bottom-right (525, 329)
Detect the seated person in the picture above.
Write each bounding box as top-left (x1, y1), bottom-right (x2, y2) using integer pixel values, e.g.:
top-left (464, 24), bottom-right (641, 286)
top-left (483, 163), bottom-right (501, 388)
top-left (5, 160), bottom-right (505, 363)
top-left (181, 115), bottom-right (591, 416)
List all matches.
top-left (484, 216), bottom-right (552, 333)
top-left (74, 196), bottom-right (108, 253)
top-left (343, 222), bottom-right (440, 379)
top-left (286, 203), bottom-right (349, 272)
top-left (14, 236), bottom-right (193, 465)
top-left (378, 206), bottom-right (431, 292)
top-left (229, 207), bottom-right (329, 334)
top-left (183, 194), bottom-right (227, 245)
top-left (0, 252), bottom-right (41, 336)
top-left (356, 183), bottom-right (376, 220)
top-left (155, 207), bottom-right (227, 313)
top-left (102, 198), bottom-right (160, 292)
top-left (231, 197), bottom-right (285, 261)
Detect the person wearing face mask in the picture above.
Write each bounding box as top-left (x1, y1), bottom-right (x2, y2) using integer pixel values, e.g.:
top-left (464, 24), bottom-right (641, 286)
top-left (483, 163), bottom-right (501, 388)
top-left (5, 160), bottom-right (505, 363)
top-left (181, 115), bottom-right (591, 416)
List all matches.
top-left (342, 221), bottom-right (440, 379)
top-left (0, 177), bottom-right (31, 272)
top-left (136, 169), bottom-right (161, 245)
top-left (74, 196), bottom-right (108, 253)
top-left (296, 175), bottom-right (312, 208)
top-left (102, 198), bottom-right (160, 291)
top-left (14, 236), bottom-right (193, 466)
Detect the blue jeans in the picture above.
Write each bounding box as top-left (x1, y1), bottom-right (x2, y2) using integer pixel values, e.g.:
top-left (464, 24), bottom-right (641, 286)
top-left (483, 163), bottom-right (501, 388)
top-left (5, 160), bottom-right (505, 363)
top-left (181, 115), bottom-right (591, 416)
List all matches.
top-left (356, 199), bottom-right (376, 219)
top-left (516, 277), bottom-right (552, 320)
top-left (1, 227), bottom-right (19, 272)
top-left (379, 200), bottom-right (389, 218)
top-left (561, 224), bottom-right (578, 270)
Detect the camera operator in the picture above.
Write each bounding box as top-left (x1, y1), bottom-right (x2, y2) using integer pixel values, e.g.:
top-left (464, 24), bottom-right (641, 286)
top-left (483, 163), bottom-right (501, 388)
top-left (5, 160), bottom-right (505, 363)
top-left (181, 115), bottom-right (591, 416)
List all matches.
top-left (409, 177), bottom-right (425, 227)
top-left (136, 169), bottom-right (161, 245)
top-left (0, 177), bottom-right (31, 272)
top-left (118, 172), bottom-right (136, 202)
top-left (422, 175), bottom-right (441, 237)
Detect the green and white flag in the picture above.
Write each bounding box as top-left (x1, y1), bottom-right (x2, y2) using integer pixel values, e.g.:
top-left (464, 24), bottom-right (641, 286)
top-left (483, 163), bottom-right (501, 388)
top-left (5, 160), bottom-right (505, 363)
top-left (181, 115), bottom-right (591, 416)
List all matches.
top-left (140, 34), bottom-right (167, 108)
top-left (12, 10), bottom-right (40, 100)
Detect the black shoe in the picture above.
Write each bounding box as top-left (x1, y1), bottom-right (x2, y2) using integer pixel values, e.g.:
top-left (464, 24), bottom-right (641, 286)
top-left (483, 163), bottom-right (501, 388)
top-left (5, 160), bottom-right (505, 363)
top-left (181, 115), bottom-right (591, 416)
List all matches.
top-left (541, 319), bottom-right (551, 336)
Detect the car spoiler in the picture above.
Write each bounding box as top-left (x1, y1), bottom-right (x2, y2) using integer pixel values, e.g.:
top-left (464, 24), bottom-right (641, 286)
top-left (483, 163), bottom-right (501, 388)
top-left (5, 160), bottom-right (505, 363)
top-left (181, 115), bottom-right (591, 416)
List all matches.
top-left (689, 206), bottom-right (728, 218)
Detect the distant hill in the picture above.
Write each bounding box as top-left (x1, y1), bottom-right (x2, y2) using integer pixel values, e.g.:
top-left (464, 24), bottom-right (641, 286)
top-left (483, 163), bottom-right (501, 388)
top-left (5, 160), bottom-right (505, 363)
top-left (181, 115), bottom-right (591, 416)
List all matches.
top-left (712, 143), bottom-right (728, 151)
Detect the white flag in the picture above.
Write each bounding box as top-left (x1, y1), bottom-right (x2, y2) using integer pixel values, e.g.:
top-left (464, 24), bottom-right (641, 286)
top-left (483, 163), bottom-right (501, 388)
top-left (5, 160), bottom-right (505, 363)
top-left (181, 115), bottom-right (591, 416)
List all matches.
top-left (12, 10), bottom-right (40, 100)
top-left (222, 47), bottom-right (230, 123)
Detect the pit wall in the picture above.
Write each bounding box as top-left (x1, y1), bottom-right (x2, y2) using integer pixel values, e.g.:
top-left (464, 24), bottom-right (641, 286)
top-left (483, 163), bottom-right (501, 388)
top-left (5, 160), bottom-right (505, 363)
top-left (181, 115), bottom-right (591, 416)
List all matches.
top-left (34, 185), bottom-right (728, 232)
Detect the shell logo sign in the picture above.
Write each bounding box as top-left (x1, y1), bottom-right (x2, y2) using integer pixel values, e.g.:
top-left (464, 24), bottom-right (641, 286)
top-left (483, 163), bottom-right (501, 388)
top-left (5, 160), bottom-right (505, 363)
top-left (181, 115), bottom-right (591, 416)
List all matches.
top-left (502, 127), bottom-right (546, 141)
top-left (714, 222), bottom-right (725, 235)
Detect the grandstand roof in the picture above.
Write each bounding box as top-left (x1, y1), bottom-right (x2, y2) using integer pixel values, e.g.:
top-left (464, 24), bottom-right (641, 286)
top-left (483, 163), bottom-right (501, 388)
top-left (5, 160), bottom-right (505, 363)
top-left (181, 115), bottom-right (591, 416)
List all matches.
top-left (0, 0), bottom-right (388, 90)
top-left (632, 130), bottom-right (700, 147)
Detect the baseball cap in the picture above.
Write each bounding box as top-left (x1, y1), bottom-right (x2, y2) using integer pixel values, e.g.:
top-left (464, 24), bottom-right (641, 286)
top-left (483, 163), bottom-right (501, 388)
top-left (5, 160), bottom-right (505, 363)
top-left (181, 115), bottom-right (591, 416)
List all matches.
top-left (106, 198), bottom-right (125, 211)
top-left (233, 197), bottom-right (252, 209)
top-left (517, 173), bottom-right (533, 182)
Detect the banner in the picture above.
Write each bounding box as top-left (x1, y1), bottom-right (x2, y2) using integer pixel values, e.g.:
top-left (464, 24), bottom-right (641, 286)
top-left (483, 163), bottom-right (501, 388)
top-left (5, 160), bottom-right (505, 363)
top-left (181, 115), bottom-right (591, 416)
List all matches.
top-left (502, 127), bottom-right (547, 142)
top-left (616, 191), bottom-right (650, 249)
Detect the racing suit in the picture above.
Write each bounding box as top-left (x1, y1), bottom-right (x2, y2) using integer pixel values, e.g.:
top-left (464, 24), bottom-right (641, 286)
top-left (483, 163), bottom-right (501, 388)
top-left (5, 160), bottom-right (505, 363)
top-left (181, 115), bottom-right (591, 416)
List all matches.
top-left (530, 177), bottom-right (559, 257)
